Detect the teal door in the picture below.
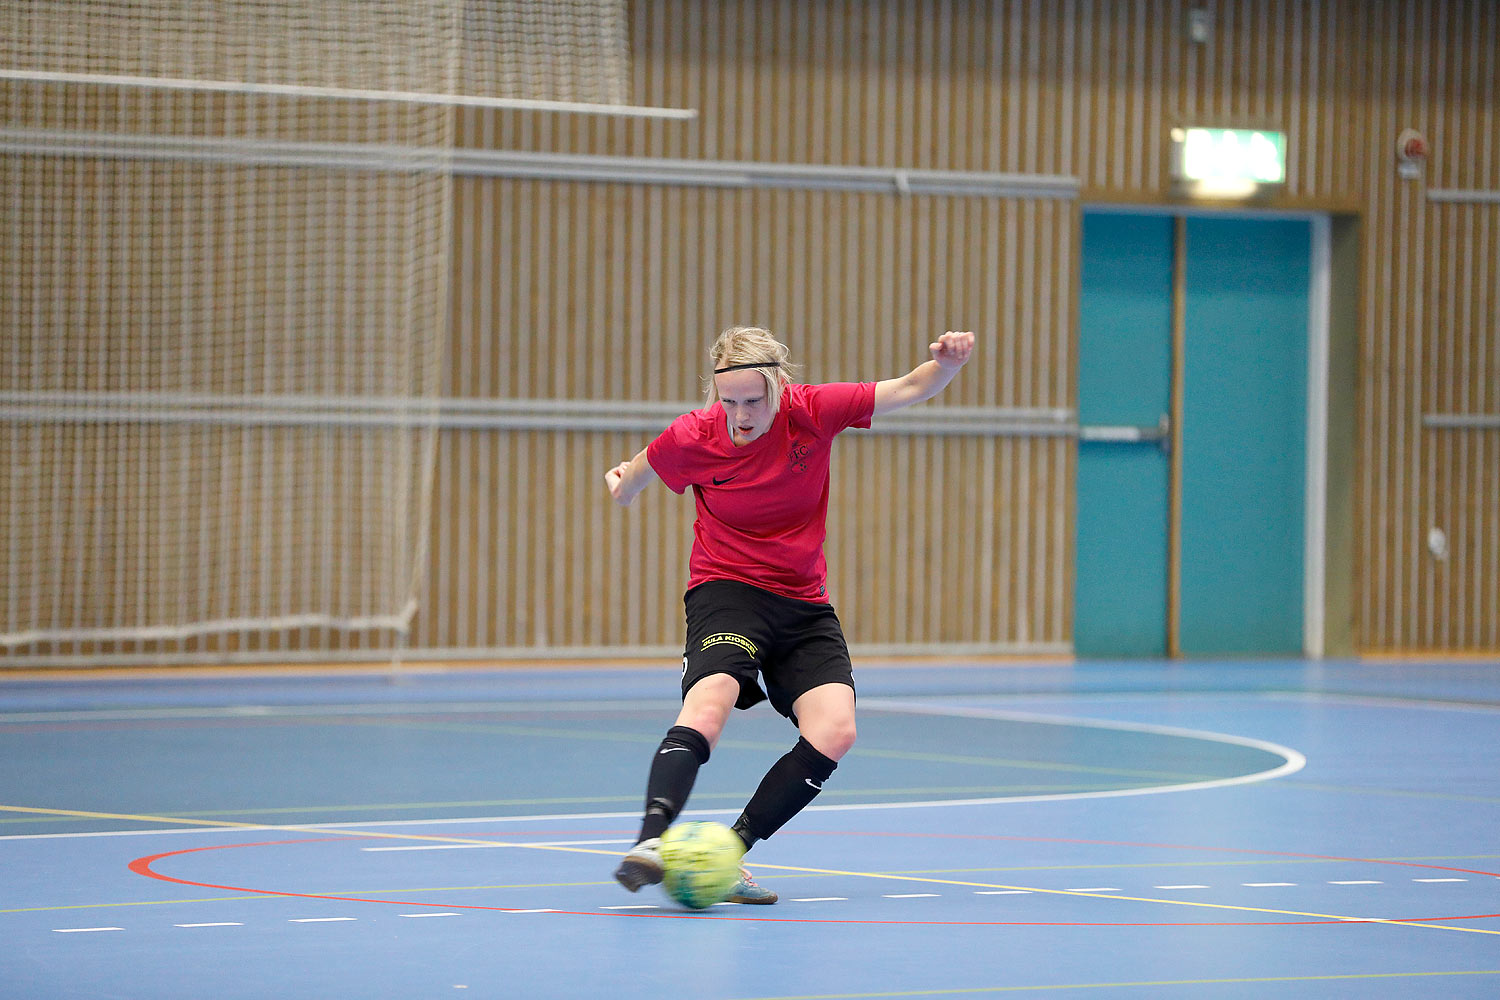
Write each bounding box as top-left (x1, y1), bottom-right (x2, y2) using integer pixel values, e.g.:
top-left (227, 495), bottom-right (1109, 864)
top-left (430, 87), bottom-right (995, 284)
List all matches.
top-left (1075, 214), bottom-right (1174, 657)
top-left (1075, 212), bottom-right (1311, 657)
top-left (1179, 217), bottom-right (1310, 654)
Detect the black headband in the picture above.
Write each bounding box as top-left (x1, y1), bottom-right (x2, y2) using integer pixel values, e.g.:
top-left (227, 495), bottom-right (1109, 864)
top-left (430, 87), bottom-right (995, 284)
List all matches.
top-left (713, 361), bottom-right (782, 374)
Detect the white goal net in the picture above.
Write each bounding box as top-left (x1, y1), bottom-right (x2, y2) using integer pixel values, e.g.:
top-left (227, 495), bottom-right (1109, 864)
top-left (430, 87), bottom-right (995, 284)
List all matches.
top-left (0, 1), bottom-right (632, 662)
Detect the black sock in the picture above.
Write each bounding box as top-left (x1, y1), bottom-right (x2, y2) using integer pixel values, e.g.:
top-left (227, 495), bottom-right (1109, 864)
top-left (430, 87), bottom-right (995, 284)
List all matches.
top-left (733, 736), bottom-right (838, 849)
top-left (636, 725), bottom-right (711, 843)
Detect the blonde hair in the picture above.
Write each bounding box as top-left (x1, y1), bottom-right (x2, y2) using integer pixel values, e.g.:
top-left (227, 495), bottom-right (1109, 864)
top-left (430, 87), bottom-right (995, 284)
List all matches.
top-left (703, 326), bottom-right (802, 412)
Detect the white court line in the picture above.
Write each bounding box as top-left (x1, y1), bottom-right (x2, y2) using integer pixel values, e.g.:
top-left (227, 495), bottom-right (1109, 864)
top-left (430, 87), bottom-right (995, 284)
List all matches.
top-left (0, 698), bottom-right (1309, 844)
top-left (52, 927), bottom-right (123, 933)
top-left (844, 698), bottom-right (1309, 808)
top-left (0, 809), bottom-right (702, 841)
top-left (289, 917), bottom-right (357, 923)
top-left (362, 838), bottom-right (631, 852)
top-left (1415, 878), bottom-right (1468, 883)
top-left (362, 843), bottom-right (495, 852)
top-left (600, 904), bottom-right (657, 910)
top-left (0, 700), bottom-right (677, 724)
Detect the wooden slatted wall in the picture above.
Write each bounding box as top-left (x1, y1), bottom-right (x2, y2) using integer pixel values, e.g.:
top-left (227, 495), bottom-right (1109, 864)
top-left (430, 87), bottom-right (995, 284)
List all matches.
top-left (6, 0), bottom-right (1495, 664)
top-left (421, 0), bottom-right (1498, 658)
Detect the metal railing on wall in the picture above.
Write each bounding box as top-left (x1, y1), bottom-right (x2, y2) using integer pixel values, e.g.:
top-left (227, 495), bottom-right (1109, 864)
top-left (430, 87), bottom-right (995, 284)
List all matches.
top-left (1, 391), bottom-right (1075, 437)
top-left (1423, 413), bottom-right (1500, 430)
top-left (0, 127), bottom-right (1079, 200)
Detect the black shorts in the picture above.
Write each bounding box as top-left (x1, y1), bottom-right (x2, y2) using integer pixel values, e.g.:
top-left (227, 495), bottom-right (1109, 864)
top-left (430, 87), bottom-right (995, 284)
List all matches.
top-left (681, 579), bottom-right (855, 724)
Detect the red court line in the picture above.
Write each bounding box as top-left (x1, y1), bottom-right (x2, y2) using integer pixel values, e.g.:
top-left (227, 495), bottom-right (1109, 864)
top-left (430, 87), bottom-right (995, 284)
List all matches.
top-left (126, 836), bottom-right (1500, 928)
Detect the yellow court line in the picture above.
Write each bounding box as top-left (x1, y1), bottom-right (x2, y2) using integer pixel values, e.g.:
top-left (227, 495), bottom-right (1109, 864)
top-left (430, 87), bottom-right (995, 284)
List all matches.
top-left (166, 795), bottom-right (643, 817)
top-left (735, 970), bottom-right (1500, 1000)
top-left (0, 802), bottom-right (613, 855)
top-left (740, 860), bottom-right (1500, 936)
top-left (2, 880), bottom-right (614, 915)
top-left (5, 802), bottom-right (1497, 936)
top-left (0, 803), bottom-right (262, 831)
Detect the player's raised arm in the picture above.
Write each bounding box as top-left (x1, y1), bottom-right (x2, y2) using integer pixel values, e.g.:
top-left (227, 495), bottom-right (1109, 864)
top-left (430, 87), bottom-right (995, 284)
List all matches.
top-left (871, 330), bottom-right (976, 416)
top-left (604, 447), bottom-right (659, 507)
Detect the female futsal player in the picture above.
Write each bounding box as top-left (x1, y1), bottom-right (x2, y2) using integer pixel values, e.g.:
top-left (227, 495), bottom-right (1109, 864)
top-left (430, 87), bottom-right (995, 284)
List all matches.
top-left (603, 325), bottom-right (975, 903)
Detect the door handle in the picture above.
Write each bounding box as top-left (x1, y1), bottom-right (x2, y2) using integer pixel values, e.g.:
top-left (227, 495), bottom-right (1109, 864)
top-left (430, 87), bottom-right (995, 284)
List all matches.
top-left (1077, 413), bottom-right (1171, 453)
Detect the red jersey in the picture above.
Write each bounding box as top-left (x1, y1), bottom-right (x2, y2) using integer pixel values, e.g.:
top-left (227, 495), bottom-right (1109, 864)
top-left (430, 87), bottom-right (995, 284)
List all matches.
top-left (647, 381), bottom-right (876, 603)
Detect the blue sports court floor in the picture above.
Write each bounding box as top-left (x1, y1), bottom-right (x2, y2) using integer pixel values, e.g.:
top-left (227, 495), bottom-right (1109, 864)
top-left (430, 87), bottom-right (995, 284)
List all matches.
top-left (2, 657), bottom-right (1497, 999)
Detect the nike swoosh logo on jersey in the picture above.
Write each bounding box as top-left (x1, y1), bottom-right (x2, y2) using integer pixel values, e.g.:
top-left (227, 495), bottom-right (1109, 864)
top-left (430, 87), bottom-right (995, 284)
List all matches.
top-left (804, 778), bottom-right (822, 790)
top-left (659, 747), bottom-right (692, 755)
top-left (712, 475), bottom-right (738, 485)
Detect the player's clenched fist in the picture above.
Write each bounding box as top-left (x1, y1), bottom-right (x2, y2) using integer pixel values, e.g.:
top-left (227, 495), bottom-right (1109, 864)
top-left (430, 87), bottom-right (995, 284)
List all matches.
top-left (929, 330), bottom-right (974, 370)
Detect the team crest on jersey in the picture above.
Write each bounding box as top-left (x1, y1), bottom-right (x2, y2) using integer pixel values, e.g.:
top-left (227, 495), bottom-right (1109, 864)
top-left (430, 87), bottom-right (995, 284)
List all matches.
top-left (787, 440), bottom-right (810, 473)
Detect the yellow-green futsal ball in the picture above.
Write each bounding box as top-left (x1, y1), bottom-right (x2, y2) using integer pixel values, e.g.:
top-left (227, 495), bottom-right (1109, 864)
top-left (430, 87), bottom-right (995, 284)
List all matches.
top-left (659, 821), bottom-right (744, 909)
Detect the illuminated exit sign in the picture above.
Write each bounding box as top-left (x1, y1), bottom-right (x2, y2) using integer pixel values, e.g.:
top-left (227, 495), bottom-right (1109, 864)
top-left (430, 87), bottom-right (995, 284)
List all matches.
top-left (1170, 127), bottom-right (1286, 196)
